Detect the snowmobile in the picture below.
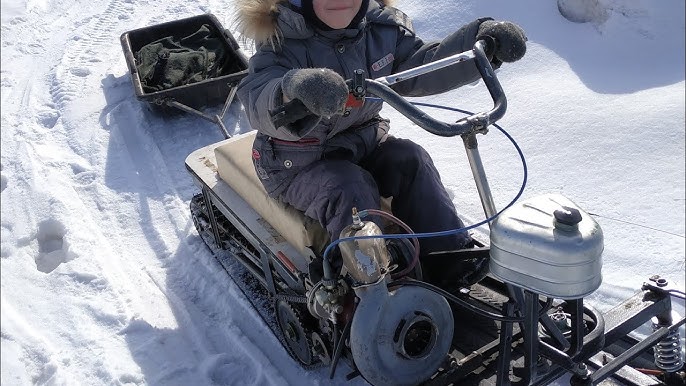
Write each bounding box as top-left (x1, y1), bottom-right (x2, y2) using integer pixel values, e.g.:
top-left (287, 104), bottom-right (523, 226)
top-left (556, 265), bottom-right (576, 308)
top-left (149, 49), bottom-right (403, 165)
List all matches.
top-left (121, 15), bottom-right (685, 386)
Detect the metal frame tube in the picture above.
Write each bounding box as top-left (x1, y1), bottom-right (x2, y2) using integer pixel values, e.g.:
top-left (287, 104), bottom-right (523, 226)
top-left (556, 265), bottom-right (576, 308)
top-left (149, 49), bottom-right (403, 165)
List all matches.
top-left (166, 82), bottom-right (240, 139)
top-left (462, 133), bottom-right (498, 220)
top-left (362, 40), bottom-right (507, 138)
top-left (375, 51), bottom-right (476, 86)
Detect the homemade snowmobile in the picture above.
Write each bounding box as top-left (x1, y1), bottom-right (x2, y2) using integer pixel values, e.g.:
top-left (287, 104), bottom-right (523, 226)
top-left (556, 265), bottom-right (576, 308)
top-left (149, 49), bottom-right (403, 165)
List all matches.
top-left (122, 15), bottom-right (685, 386)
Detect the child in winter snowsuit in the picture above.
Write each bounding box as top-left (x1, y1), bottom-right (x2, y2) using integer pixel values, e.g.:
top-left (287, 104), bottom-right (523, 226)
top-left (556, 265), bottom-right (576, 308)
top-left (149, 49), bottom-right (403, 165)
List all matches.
top-left (234, 0), bottom-right (526, 281)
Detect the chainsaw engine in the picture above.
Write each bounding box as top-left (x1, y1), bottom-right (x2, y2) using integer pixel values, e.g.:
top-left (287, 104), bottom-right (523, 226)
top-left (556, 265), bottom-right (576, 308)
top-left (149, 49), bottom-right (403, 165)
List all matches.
top-left (337, 210), bottom-right (454, 386)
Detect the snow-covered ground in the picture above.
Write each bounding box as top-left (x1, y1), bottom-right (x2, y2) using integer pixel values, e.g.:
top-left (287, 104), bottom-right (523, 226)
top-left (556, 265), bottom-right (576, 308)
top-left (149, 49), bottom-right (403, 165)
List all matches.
top-left (1, 0), bottom-right (684, 385)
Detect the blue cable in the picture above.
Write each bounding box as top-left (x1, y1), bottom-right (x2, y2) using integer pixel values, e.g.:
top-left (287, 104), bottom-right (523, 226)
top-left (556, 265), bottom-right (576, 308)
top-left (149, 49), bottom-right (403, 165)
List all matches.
top-left (321, 100), bottom-right (528, 262)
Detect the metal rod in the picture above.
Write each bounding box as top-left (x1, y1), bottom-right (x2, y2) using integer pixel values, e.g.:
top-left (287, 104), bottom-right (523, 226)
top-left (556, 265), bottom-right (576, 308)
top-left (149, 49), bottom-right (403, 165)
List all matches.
top-left (366, 80), bottom-right (466, 136)
top-left (375, 50), bottom-right (476, 86)
top-left (215, 114), bottom-right (231, 139)
top-left (329, 316), bottom-right (352, 379)
top-left (166, 100), bottom-right (216, 122)
top-left (538, 340), bottom-right (589, 376)
top-left (166, 83), bottom-right (240, 139)
top-left (496, 301), bottom-right (516, 386)
top-left (215, 84), bottom-right (240, 139)
top-left (589, 326), bottom-right (675, 384)
top-left (586, 352), bottom-right (663, 386)
top-left (462, 133), bottom-right (498, 221)
top-left (540, 313), bottom-right (571, 351)
top-left (522, 291), bottom-right (540, 384)
top-left (568, 299), bottom-right (585, 357)
top-left (220, 83), bottom-right (239, 119)
top-left (202, 186), bottom-right (224, 249)
top-left (603, 289), bottom-right (672, 347)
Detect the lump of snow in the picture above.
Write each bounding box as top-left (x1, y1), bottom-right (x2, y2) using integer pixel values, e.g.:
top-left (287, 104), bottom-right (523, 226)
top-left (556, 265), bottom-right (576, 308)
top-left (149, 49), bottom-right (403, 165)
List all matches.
top-left (557, 0), bottom-right (609, 24)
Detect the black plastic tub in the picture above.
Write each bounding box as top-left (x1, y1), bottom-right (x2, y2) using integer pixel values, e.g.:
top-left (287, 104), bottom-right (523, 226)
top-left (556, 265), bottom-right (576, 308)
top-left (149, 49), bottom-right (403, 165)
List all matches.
top-left (120, 14), bottom-right (249, 115)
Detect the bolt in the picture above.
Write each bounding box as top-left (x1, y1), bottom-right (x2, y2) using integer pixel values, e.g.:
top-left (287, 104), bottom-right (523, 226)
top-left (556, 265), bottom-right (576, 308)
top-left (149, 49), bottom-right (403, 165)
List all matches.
top-left (449, 357), bottom-right (458, 368)
top-left (576, 363), bottom-right (590, 378)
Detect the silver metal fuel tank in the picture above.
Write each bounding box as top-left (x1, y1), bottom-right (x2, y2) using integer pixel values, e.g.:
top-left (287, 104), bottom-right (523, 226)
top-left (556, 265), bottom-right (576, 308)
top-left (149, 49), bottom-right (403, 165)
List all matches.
top-left (489, 193), bottom-right (604, 299)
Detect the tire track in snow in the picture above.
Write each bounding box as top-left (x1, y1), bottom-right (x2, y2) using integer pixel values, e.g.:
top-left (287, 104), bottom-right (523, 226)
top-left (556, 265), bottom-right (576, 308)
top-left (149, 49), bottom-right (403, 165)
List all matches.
top-left (48, 0), bottom-right (213, 112)
top-left (48, 0), bottom-right (137, 110)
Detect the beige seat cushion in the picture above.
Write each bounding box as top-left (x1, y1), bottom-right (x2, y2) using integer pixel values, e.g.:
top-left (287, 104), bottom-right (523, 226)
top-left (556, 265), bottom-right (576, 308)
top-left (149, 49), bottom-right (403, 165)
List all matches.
top-left (214, 131), bottom-right (329, 257)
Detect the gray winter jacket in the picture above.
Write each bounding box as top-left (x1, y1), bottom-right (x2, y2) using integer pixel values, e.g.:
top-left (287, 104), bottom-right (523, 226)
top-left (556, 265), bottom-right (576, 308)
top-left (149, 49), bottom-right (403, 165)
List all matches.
top-left (235, 0), bottom-right (486, 197)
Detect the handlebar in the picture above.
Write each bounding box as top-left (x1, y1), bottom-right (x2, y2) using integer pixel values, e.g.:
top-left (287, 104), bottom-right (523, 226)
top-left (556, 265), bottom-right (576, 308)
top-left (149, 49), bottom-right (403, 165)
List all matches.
top-left (270, 39), bottom-right (507, 135)
top-left (359, 39), bottom-right (507, 137)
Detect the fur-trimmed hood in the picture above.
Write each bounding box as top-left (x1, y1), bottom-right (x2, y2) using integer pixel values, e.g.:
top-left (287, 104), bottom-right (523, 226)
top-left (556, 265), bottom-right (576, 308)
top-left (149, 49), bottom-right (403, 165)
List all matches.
top-left (234, 0), bottom-right (395, 47)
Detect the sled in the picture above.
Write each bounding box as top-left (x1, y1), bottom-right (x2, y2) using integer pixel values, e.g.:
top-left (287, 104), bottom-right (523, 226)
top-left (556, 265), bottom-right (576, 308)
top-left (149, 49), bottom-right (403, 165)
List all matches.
top-left (179, 38), bottom-right (685, 385)
top-left (120, 14), bottom-right (249, 137)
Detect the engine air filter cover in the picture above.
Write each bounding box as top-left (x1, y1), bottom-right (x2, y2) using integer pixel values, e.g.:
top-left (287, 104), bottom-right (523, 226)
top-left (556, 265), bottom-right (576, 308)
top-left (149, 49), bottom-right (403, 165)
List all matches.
top-left (489, 193), bottom-right (604, 299)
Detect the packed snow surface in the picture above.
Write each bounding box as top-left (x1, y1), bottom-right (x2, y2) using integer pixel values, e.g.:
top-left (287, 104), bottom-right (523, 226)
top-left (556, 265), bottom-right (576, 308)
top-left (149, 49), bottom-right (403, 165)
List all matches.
top-left (1, 0), bottom-right (684, 384)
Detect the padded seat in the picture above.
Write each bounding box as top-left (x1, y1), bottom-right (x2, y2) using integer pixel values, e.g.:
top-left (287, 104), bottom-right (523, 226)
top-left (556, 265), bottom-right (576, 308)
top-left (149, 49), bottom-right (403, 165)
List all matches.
top-left (214, 131), bottom-right (329, 257)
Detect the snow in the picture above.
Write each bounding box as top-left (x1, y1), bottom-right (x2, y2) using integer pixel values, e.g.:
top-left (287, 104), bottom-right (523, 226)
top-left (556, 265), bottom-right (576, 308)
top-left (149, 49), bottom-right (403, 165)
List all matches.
top-left (1, 0), bottom-right (684, 385)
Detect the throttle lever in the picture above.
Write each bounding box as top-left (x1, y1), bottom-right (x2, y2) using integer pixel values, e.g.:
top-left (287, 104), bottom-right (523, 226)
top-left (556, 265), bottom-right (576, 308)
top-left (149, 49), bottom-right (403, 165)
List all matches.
top-left (344, 69), bottom-right (366, 109)
top-left (351, 69), bottom-right (366, 98)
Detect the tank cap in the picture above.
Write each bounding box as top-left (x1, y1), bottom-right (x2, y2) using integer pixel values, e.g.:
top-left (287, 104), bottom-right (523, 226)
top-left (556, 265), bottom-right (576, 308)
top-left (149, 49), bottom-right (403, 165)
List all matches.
top-left (554, 207), bottom-right (582, 228)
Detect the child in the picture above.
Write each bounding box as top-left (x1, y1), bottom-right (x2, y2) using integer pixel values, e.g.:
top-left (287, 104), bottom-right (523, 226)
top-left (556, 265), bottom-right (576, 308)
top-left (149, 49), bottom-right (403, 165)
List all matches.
top-left (234, 0), bottom-right (526, 283)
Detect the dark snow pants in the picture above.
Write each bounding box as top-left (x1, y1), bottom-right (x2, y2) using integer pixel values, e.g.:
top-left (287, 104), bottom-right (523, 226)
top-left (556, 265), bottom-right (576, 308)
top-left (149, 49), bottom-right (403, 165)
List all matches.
top-left (280, 136), bottom-right (471, 255)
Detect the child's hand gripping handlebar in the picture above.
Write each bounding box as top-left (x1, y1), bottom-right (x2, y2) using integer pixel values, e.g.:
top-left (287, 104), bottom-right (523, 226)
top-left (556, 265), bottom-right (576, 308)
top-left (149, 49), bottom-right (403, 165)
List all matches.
top-left (270, 39), bottom-right (506, 133)
top-left (353, 39), bottom-right (506, 136)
